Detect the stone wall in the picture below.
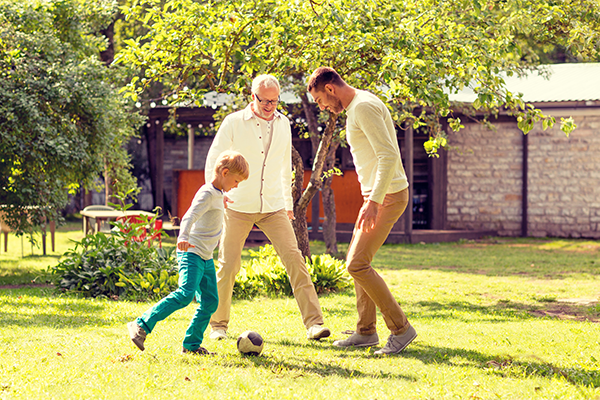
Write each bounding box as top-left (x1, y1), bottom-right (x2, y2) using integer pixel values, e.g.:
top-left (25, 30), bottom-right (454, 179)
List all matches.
top-left (527, 114), bottom-right (600, 238)
top-left (446, 111), bottom-right (600, 238)
top-left (446, 120), bottom-right (524, 236)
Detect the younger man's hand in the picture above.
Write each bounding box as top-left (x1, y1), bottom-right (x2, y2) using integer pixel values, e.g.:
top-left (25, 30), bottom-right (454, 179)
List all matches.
top-left (357, 200), bottom-right (380, 233)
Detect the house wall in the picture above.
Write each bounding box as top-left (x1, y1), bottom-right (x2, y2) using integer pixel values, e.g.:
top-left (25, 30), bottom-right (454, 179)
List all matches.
top-left (446, 120), bottom-right (524, 236)
top-left (163, 136), bottom-right (213, 211)
top-left (446, 111), bottom-right (600, 238)
top-left (527, 113), bottom-right (600, 238)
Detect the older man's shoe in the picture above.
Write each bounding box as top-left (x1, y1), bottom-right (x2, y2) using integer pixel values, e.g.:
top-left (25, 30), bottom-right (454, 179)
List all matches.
top-left (307, 325), bottom-right (331, 340)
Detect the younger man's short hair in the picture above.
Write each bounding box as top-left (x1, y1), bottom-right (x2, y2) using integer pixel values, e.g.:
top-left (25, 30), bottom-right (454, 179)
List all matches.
top-left (214, 150), bottom-right (250, 180)
top-left (307, 67), bottom-right (344, 93)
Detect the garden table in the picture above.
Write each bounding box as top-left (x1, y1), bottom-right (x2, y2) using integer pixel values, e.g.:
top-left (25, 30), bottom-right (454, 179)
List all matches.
top-left (80, 209), bottom-right (155, 235)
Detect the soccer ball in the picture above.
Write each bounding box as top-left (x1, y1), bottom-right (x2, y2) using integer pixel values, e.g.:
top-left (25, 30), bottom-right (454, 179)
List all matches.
top-left (237, 331), bottom-right (264, 356)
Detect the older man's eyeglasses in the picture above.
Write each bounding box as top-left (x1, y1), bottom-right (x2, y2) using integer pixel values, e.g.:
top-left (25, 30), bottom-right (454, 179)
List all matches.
top-left (255, 94), bottom-right (280, 106)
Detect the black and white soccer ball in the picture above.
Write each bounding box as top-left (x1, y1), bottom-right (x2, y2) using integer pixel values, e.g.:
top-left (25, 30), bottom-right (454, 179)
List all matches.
top-left (237, 331), bottom-right (264, 356)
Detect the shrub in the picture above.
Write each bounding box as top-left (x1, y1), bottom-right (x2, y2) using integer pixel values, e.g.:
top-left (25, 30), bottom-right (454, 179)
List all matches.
top-left (232, 244), bottom-right (351, 299)
top-left (49, 213), bottom-right (178, 300)
top-left (306, 253), bottom-right (352, 294)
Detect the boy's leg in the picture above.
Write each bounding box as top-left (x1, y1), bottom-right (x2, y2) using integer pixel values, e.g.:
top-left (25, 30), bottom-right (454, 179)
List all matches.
top-left (346, 189), bottom-right (410, 336)
top-left (183, 259), bottom-right (219, 351)
top-left (137, 252), bottom-right (200, 334)
top-left (209, 209), bottom-right (255, 332)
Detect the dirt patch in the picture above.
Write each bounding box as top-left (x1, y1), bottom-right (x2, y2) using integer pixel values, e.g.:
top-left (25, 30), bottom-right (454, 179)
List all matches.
top-left (0, 283), bottom-right (53, 290)
top-left (529, 301), bottom-right (599, 323)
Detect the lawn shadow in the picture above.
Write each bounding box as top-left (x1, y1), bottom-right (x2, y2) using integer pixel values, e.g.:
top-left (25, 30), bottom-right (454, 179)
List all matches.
top-left (404, 343), bottom-right (600, 388)
top-left (187, 346), bottom-right (417, 382)
top-left (260, 338), bottom-right (598, 388)
top-left (396, 264), bottom-right (600, 279)
top-left (0, 258), bottom-right (55, 286)
top-left (0, 287), bottom-right (118, 329)
top-left (415, 299), bottom-right (600, 324)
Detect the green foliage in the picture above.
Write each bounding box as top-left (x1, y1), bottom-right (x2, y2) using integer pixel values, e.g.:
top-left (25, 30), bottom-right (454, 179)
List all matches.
top-left (233, 244), bottom-right (293, 299)
top-left (49, 198), bottom-right (177, 299)
top-left (232, 244), bottom-right (350, 299)
top-left (49, 232), bottom-right (177, 299)
top-left (0, 0), bottom-right (141, 235)
top-left (306, 253), bottom-right (352, 294)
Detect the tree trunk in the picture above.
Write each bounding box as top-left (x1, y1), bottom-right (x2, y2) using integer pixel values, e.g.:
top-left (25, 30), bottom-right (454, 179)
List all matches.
top-left (291, 146), bottom-right (310, 258)
top-left (299, 93), bottom-right (340, 255)
top-left (104, 158), bottom-right (117, 206)
top-left (100, 21), bottom-right (115, 65)
top-left (322, 141), bottom-right (340, 255)
top-left (291, 112), bottom-right (338, 258)
top-left (300, 93), bottom-right (321, 156)
top-left (101, 21), bottom-right (114, 205)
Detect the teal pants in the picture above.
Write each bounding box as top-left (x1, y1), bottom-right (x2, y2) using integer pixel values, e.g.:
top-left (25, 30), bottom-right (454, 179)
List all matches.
top-left (137, 252), bottom-right (218, 351)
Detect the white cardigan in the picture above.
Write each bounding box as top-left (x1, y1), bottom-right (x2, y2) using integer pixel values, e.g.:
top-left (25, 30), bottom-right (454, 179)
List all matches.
top-left (205, 104), bottom-right (293, 214)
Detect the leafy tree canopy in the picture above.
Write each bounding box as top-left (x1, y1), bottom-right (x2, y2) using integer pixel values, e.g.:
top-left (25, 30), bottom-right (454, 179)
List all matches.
top-left (115, 0), bottom-right (599, 257)
top-left (0, 0), bottom-right (141, 234)
top-left (117, 0), bottom-right (599, 142)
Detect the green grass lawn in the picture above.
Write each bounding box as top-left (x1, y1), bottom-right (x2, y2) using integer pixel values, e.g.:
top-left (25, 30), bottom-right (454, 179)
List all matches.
top-left (1, 224), bottom-right (599, 399)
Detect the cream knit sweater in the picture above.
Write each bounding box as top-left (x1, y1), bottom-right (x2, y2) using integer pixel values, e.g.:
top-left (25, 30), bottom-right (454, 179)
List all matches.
top-left (345, 90), bottom-right (409, 204)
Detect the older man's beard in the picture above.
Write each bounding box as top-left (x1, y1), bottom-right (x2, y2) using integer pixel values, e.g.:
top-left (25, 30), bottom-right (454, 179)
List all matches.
top-left (252, 102), bottom-right (274, 119)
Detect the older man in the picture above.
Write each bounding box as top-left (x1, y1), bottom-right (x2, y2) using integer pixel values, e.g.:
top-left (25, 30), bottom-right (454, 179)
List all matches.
top-left (307, 67), bottom-right (417, 355)
top-left (205, 74), bottom-right (330, 341)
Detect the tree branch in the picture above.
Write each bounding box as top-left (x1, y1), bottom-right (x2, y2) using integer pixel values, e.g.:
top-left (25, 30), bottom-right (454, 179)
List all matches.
top-left (296, 112), bottom-right (337, 210)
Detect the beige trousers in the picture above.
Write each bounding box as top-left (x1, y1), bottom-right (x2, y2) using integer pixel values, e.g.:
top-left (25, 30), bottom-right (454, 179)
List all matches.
top-left (209, 208), bottom-right (324, 331)
top-left (346, 188), bottom-right (411, 336)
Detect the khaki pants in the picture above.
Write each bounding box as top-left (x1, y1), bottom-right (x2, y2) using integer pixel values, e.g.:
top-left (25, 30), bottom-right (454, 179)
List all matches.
top-left (346, 189), bottom-right (411, 336)
top-left (210, 208), bottom-right (324, 331)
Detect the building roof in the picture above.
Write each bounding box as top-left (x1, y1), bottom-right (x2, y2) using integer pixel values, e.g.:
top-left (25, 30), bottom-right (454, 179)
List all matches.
top-left (449, 63), bottom-right (600, 104)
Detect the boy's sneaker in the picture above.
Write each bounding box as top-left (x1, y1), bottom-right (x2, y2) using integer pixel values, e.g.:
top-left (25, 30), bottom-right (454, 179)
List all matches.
top-left (209, 329), bottom-right (227, 340)
top-left (307, 325), bottom-right (331, 340)
top-left (332, 332), bottom-right (379, 348)
top-left (374, 325), bottom-right (417, 355)
top-left (127, 321), bottom-right (146, 351)
top-left (182, 346), bottom-right (215, 356)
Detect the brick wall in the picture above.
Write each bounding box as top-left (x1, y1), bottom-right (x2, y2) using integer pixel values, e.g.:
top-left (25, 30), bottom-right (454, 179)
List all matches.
top-left (446, 111), bottom-right (600, 238)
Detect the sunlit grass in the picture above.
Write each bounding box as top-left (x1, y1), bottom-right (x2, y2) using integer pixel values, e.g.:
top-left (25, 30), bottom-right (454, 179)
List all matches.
top-left (1, 225), bottom-right (599, 399)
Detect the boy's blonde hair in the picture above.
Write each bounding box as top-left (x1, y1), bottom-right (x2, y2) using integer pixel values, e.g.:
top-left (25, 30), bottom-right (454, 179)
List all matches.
top-left (213, 150), bottom-right (250, 180)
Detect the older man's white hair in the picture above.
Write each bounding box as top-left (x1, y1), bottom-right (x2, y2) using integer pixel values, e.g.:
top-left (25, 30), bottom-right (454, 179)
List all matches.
top-left (251, 74), bottom-right (280, 94)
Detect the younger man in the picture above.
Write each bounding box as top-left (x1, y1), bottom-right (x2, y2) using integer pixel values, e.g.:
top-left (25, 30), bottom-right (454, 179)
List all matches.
top-left (307, 67), bottom-right (417, 355)
top-left (127, 151), bottom-right (249, 355)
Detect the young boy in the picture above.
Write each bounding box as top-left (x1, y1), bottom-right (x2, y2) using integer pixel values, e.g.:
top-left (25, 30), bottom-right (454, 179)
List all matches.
top-left (127, 150), bottom-right (249, 355)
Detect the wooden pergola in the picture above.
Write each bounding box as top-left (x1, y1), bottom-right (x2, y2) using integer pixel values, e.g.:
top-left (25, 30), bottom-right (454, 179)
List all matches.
top-left (146, 106), bottom-right (495, 243)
